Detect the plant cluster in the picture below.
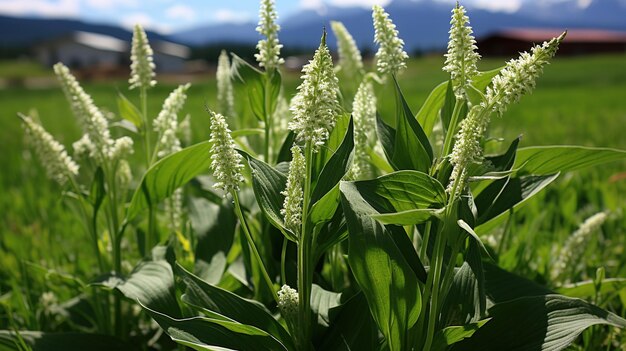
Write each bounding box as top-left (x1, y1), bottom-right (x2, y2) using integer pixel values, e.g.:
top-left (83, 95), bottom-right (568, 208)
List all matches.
top-left (6, 1), bottom-right (626, 350)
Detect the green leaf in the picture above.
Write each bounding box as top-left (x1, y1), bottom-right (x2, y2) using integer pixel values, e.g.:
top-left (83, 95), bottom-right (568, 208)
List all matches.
top-left (474, 173), bottom-right (559, 227)
top-left (176, 263), bottom-right (295, 350)
top-left (432, 319), bottom-right (490, 351)
top-left (243, 152), bottom-right (296, 242)
top-left (0, 331), bottom-right (133, 351)
top-left (117, 260), bottom-right (181, 318)
top-left (371, 208), bottom-right (444, 226)
top-left (514, 146), bottom-right (626, 175)
top-left (143, 305), bottom-right (289, 351)
top-left (117, 92), bottom-right (142, 128)
top-left (472, 67), bottom-right (502, 92)
top-left (439, 80), bottom-right (456, 131)
top-left (318, 293), bottom-right (378, 351)
top-left (340, 181), bottom-right (421, 351)
top-left (391, 77), bottom-right (433, 172)
top-left (376, 113), bottom-right (396, 163)
top-left (350, 170), bottom-right (446, 214)
top-left (311, 284), bottom-right (342, 327)
top-left (483, 262), bottom-right (552, 304)
top-left (309, 185), bottom-right (341, 225)
top-left (189, 198), bottom-right (236, 284)
top-left (452, 294), bottom-right (626, 351)
top-left (127, 141), bottom-right (212, 221)
top-left (231, 54), bottom-right (281, 122)
top-left (415, 81), bottom-right (448, 137)
top-left (231, 128), bottom-right (264, 138)
top-left (556, 278), bottom-right (626, 299)
top-left (311, 117), bottom-right (354, 205)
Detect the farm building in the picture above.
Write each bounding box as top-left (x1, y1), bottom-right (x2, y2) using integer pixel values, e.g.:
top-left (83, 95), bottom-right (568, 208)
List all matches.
top-left (34, 31), bottom-right (190, 72)
top-left (478, 29), bottom-right (626, 56)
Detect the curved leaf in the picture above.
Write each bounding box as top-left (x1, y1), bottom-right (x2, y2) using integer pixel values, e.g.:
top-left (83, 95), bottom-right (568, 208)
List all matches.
top-left (415, 81), bottom-right (448, 137)
top-left (514, 146), bottom-right (626, 175)
top-left (127, 141), bottom-right (212, 221)
top-left (311, 284), bottom-right (342, 327)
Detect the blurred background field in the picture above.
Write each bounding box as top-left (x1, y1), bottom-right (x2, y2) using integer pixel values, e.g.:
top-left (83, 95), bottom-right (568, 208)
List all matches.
top-left (2, 52), bottom-right (626, 287)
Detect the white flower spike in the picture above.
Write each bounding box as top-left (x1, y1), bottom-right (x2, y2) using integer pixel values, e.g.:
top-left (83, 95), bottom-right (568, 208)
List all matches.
top-left (350, 78), bottom-right (377, 179)
top-left (330, 21), bottom-right (364, 80)
top-left (129, 24), bottom-right (156, 90)
top-left (289, 30), bottom-right (341, 151)
top-left (20, 114), bottom-right (79, 186)
top-left (154, 83), bottom-right (191, 158)
top-left (372, 5), bottom-right (408, 77)
top-left (255, 0), bottom-right (284, 70)
top-left (443, 4), bottom-right (480, 99)
top-left (281, 146), bottom-right (305, 235)
top-left (208, 110), bottom-right (244, 194)
top-left (217, 50), bottom-right (236, 119)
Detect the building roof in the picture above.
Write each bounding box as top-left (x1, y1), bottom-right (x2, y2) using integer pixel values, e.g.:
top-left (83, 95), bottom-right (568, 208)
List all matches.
top-left (489, 28), bottom-right (626, 43)
top-left (73, 31), bottom-right (127, 52)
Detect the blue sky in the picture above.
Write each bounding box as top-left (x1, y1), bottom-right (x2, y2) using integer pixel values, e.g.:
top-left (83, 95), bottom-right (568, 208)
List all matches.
top-left (0, 0), bottom-right (589, 33)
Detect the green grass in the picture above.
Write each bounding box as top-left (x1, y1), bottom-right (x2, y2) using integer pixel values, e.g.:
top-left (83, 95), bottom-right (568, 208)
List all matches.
top-left (1, 53), bottom-right (626, 295)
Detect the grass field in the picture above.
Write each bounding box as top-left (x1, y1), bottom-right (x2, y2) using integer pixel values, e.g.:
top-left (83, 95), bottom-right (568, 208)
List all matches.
top-left (1, 53), bottom-right (626, 340)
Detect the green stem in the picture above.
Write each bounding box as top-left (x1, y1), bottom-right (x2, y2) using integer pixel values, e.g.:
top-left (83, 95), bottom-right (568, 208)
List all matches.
top-left (140, 87), bottom-right (151, 167)
top-left (263, 71), bottom-right (273, 163)
top-left (442, 98), bottom-right (464, 158)
top-left (232, 191), bottom-right (278, 303)
top-left (421, 222), bottom-right (447, 351)
top-left (281, 237), bottom-right (288, 285)
top-left (419, 221), bottom-right (432, 263)
top-left (297, 140), bottom-right (314, 351)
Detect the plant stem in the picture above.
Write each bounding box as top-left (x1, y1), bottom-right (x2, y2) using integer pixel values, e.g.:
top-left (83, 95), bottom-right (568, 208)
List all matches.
top-left (232, 191), bottom-right (278, 303)
top-left (421, 222), bottom-right (447, 351)
top-left (281, 237), bottom-right (288, 285)
top-left (442, 98), bottom-right (464, 158)
top-left (296, 141), bottom-right (314, 351)
top-left (263, 72), bottom-right (273, 163)
top-left (140, 87), bottom-right (151, 167)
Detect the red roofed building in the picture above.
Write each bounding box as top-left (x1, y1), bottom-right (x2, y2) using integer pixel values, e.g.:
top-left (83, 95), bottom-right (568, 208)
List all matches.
top-left (477, 28), bottom-right (626, 57)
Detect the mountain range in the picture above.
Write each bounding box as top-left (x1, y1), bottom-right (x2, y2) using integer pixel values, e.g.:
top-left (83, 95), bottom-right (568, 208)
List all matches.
top-left (1, 0), bottom-right (625, 52)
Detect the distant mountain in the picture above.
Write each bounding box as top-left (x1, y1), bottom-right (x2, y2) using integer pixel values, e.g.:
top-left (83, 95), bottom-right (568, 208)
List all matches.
top-left (0, 15), bottom-right (173, 48)
top-left (171, 0), bottom-right (626, 51)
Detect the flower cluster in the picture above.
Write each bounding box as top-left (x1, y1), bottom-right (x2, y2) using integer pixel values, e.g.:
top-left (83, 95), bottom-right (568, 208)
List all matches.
top-left (372, 5), bottom-right (408, 76)
top-left (551, 212), bottom-right (608, 282)
top-left (289, 32), bottom-right (341, 151)
top-left (350, 79), bottom-right (377, 179)
top-left (54, 63), bottom-right (126, 164)
top-left (330, 21), bottom-right (364, 80)
top-left (443, 5), bottom-right (480, 100)
top-left (20, 114), bottom-right (79, 186)
top-left (255, 0), bottom-right (284, 70)
top-left (129, 24), bottom-right (156, 90)
top-left (208, 110), bottom-right (244, 194)
top-left (277, 284), bottom-right (299, 331)
top-left (217, 50), bottom-right (236, 119)
top-left (281, 146), bottom-right (305, 235)
top-left (447, 34), bottom-right (564, 195)
top-left (154, 83), bottom-right (191, 158)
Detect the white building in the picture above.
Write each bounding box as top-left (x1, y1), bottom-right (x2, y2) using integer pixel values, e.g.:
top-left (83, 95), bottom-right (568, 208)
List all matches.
top-left (34, 31), bottom-right (190, 73)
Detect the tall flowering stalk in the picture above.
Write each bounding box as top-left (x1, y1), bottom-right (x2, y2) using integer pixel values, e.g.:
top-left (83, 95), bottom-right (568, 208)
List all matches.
top-left (208, 109), bottom-right (277, 303)
top-left (447, 33), bottom-right (564, 197)
top-left (330, 21), bottom-right (364, 81)
top-left (255, 0), bottom-right (284, 71)
top-left (20, 114), bottom-right (79, 186)
top-left (281, 146), bottom-right (305, 235)
top-left (216, 50), bottom-right (236, 120)
top-left (372, 5), bottom-right (408, 77)
top-left (443, 4), bottom-right (480, 100)
top-left (350, 78), bottom-right (377, 179)
top-left (289, 31), bottom-right (341, 151)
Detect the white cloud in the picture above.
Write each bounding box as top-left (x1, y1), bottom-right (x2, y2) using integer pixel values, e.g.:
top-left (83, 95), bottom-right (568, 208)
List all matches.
top-left (121, 12), bottom-right (173, 34)
top-left (328, 0), bottom-right (391, 8)
top-left (472, 0), bottom-right (522, 13)
top-left (85, 0), bottom-right (138, 10)
top-left (213, 9), bottom-right (252, 24)
top-left (166, 4), bottom-right (195, 21)
top-left (0, 0), bottom-right (80, 17)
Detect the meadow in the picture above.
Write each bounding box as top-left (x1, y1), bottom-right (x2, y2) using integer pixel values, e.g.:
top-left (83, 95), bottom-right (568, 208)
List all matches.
top-left (1, 23), bottom-right (626, 348)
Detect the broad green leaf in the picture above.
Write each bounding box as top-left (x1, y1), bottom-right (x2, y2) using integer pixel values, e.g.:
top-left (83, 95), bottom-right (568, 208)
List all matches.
top-left (309, 185), bottom-right (341, 225)
top-left (88, 167), bottom-right (105, 210)
top-left (350, 170), bottom-right (446, 214)
top-left (485, 137), bottom-right (521, 172)
top-left (474, 173), bottom-right (559, 227)
top-left (313, 113), bottom-right (351, 177)
top-left (340, 181), bottom-right (421, 351)
top-left (311, 117), bottom-right (354, 204)
top-left (432, 319), bottom-right (490, 351)
top-left (556, 278), bottom-right (626, 299)
top-left (514, 146), bottom-right (626, 175)
top-left (371, 208), bottom-right (443, 226)
top-left (319, 293), bottom-right (378, 351)
top-left (176, 264), bottom-right (295, 350)
top-left (243, 152), bottom-right (296, 242)
top-left (391, 77), bottom-right (433, 172)
top-left (439, 80), bottom-right (456, 131)
top-left (311, 284), bottom-right (342, 327)
top-left (415, 81), bottom-right (448, 137)
top-left (376, 113), bottom-right (395, 163)
top-left (0, 331), bottom-right (133, 351)
top-left (483, 262), bottom-right (552, 304)
top-left (116, 92), bottom-right (142, 128)
top-left (127, 141), bottom-right (212, 221)
top-left (189, 198), bottom-right (236, 284)
top-left (453, 294), bottom-right (626, 351)
top-left (143, 305), bottom-right (288, 351)
top-left (231, 54), bottom-right (269, 122)
top-left (464, 84), bottom-right (485, 107)
top-left (472, 67), bottom-right (502, 92)
top-left (117, 260), bottom-right (181, 318)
